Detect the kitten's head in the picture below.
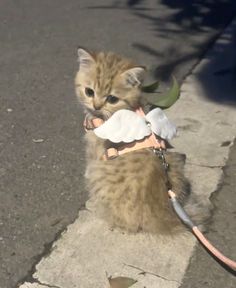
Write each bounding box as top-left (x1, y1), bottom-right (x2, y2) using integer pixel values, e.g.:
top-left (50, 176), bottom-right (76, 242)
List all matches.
top-left (75, 48), bottom-right (146, 120)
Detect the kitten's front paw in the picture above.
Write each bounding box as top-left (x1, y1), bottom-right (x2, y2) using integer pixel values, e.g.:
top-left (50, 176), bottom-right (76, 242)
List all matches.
top-left (84, 115), bottom-right (96, 130)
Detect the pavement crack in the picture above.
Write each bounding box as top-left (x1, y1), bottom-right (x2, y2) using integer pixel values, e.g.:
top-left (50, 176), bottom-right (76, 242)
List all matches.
top-left (31, 276), bottom-right (62, 288)
top-left (186, 161), bottom-right (223, 169)
top-left (15, 226), bottom-right (68, 288)
top-left (123, 263), bottom-right (181, 284)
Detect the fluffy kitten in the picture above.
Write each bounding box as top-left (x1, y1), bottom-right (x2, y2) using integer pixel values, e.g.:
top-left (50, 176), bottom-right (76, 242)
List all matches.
top-left (75, 49), bottom-right (190, 234)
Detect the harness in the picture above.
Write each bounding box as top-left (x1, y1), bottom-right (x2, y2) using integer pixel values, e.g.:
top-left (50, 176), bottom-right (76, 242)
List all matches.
top-left (83, 107), bottom-right (236, 272)
top-left (84, 107), bottom-right (166, 160)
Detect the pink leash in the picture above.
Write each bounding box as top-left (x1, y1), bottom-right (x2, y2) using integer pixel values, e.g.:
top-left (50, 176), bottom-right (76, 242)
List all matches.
top-left (137, 107), bottom-right (236, 271)
top-left (168, 190), bottom-right (236, 271)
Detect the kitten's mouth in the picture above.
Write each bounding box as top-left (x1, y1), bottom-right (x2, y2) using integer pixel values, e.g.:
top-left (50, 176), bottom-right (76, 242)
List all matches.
top-left (86, 108), bottom-right (112, 121)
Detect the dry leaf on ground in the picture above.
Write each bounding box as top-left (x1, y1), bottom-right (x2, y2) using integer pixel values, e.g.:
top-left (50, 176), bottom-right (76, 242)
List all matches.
top-left (108, 276), bottom-right (137, 288)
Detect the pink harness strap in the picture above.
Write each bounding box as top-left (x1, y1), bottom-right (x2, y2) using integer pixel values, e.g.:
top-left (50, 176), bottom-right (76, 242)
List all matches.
top-left (105, 136), bottom-right (164, 160)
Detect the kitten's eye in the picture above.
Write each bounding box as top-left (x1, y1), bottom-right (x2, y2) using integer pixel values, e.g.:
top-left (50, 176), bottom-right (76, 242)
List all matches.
top-left (85, 87), bottom-right (94, 97)
top-left (106, 95), bottom-right (119, 104)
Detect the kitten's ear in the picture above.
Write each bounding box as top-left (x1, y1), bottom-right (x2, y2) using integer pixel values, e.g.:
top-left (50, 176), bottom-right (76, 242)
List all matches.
top-left (121, 66), bottom-right (146, 87)
top-left (77, 48), bottom-right (96, 71)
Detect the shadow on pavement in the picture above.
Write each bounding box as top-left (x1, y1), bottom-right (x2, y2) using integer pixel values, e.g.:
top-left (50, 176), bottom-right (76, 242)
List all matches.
top-left (88, 1), bottom-right (236, 104)
top-left (195, 20), bottom-right (236, 104)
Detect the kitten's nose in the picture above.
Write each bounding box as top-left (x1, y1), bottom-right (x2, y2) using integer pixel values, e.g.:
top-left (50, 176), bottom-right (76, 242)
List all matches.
top-left (93, 99), bottom-right (103, 110)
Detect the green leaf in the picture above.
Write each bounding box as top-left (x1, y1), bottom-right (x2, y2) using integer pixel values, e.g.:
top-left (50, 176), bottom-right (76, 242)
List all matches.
top-left (146, 76), bottom-right (180, 109)
top-left (108, 276), bottom-right (137, 288)
top-left (141, 80), bottom-right (159, 93)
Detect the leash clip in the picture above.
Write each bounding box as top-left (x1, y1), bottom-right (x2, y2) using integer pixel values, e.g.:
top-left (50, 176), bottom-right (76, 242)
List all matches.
top-left (153, 148), bottom-right (169, 170)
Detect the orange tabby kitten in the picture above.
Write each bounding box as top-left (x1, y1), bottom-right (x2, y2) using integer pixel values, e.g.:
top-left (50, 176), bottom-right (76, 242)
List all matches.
top-left (75, 48), bottom-right (190, 234)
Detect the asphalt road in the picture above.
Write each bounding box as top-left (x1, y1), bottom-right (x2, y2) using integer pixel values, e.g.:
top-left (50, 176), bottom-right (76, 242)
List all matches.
top-left (0, 1), bottom-right (236, 288)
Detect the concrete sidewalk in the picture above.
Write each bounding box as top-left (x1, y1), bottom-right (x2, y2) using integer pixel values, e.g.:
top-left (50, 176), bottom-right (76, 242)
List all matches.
top-left (18, 19), bottom-right (236, 288)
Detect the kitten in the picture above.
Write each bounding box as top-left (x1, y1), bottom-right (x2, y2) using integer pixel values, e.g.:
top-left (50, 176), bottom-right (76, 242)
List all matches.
top-left (75, 48), bottom-right (190, 234)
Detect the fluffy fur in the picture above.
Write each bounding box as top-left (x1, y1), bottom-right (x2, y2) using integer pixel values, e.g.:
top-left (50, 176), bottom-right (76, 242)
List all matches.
top-left (75, 49), bottom-right (193, 234)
